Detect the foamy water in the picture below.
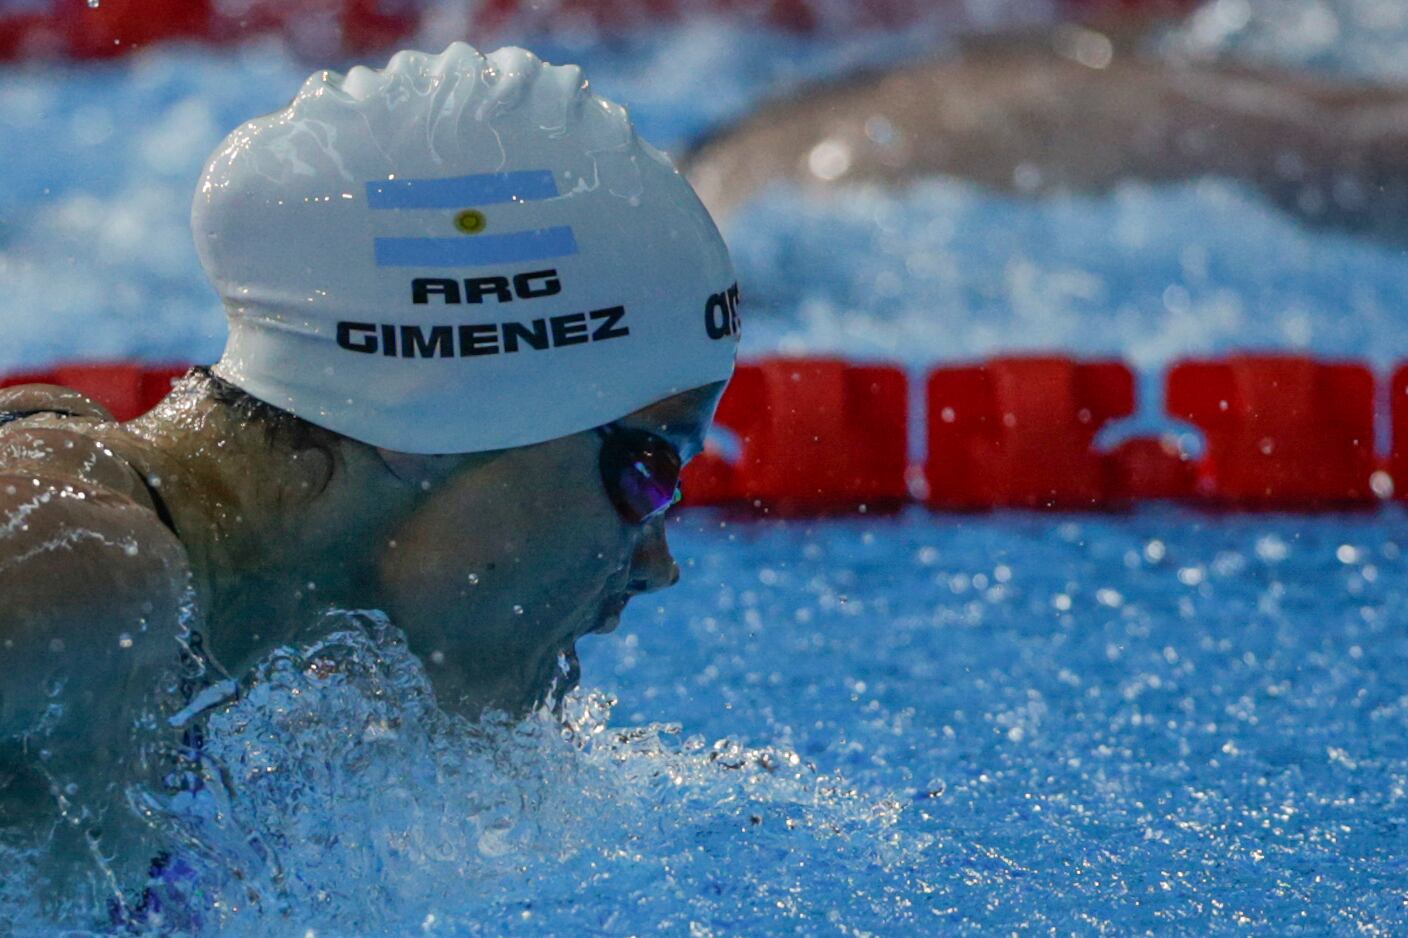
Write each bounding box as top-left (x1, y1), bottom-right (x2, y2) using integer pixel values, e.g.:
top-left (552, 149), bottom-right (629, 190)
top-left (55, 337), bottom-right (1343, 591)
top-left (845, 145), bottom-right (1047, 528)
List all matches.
top-left (15, 610), bottom-right (908, 933)
top-left (1165, 0), bottom-right (1408, 82)
top-left (729, 176), bottom-right (1408, 371)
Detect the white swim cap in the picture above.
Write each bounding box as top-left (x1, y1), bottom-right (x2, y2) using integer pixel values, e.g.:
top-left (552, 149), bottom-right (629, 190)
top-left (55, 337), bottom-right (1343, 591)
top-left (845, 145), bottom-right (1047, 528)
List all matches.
top-left (193, 44), bottom-right (739, 454)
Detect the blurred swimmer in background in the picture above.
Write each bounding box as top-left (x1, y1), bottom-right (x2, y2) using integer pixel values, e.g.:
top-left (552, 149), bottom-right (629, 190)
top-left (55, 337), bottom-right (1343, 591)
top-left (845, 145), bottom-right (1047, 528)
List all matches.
top-left (688, 30), bottom-right (1408, 243)
top-left (0, 43), bottom-right (739, 910)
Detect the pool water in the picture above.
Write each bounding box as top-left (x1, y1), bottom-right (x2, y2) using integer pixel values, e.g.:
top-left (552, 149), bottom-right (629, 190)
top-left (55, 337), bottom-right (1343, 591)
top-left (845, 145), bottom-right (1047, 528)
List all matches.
top-left (2, 0), bottom-right (1408, 932)
top-left (730, 178), bottom-right (1408, 372)
top-left (1164, 0), bottom-right (1408, 82)
top-left (589, 508), bottom-right (1408, 933)
top-left (12, 509), bottom-right (1404, 933)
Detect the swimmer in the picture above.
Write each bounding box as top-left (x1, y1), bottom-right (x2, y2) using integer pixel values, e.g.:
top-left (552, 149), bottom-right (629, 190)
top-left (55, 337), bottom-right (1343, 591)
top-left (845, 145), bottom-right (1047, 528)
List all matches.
top-left (687, 31), bottom-right (1408, 240)
top-left (0, 44), bottom-right (738, 913)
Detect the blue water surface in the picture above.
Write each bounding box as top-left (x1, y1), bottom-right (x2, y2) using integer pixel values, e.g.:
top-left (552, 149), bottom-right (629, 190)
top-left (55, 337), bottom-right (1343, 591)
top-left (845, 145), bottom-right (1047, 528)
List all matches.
top-left (6, 508), bottom-right (1400, 934)
top-left (12, 507), bottom-right (1402, 933)
top-left (585, 507), bottom-right (1408, 933)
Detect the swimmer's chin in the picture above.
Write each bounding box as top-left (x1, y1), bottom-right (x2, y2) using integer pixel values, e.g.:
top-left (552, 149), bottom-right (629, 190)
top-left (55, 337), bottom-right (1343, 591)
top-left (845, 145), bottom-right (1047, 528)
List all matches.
top-left (429, 595), bottom-right (631, 717)
top-left (587, 593), bottom-right (631, 636)
top-left (530, 596), bottom-right (628, 710)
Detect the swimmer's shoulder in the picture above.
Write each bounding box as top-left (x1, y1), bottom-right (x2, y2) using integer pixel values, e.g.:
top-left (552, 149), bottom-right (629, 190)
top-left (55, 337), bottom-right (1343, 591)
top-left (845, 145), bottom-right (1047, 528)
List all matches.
top-left (0, 383), bottom-right (191, 622)
top-left (0, 383), bottom-right (192, 650)
top-left (0, 390), bottom-right (194, 733)
top-left (0, 383), bottom-right (166, 512)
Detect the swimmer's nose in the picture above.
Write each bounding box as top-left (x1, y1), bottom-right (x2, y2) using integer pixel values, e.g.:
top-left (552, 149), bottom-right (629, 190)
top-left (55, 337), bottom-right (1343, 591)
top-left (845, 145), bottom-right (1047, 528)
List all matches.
top-left (628, 520), bottom-right (680, 595)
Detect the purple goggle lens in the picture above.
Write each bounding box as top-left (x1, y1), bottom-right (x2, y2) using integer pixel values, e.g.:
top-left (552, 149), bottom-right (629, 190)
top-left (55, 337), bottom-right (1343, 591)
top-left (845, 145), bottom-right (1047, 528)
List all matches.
top-left (597, 424), bottom-right (683, 524)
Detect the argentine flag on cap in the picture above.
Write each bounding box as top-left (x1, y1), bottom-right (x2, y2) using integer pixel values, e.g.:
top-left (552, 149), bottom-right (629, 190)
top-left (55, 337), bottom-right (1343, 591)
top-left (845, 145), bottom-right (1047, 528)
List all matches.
top-left (367, 170), bottom-right (579, 268)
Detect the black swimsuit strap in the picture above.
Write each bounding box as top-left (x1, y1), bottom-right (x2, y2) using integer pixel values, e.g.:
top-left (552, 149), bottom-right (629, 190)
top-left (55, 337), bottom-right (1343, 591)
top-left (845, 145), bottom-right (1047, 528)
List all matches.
top-left (0, 408), bottom-right (80, 429)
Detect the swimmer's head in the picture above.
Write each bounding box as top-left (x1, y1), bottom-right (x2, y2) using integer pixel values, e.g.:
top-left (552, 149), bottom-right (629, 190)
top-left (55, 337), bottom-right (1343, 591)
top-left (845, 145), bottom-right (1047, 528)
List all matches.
top-left (192, 43), bottom-right (738, 455)
top-left (180, 46), bottom-right (737, 715)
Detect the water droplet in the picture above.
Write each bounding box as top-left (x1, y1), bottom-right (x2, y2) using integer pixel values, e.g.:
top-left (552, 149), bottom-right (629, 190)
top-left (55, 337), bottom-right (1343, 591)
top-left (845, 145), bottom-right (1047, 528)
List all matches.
top-left (1254, 534), bottom-right (1288, 563)
top-left (807, 138), bottom-right (852, 181)
top-left (863, 115), bottom-right (896, 146)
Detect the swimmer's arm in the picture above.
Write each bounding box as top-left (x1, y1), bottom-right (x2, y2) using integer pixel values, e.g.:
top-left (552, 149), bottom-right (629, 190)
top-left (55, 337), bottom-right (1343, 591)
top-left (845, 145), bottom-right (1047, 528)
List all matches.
top-left (0, 469), bottom-right (197, 891)
top-left (0, 469), bottom-right (194, 734)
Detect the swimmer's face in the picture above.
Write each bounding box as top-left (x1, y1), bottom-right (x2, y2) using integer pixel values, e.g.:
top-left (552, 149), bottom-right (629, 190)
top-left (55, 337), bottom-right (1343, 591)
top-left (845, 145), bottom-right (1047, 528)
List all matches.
top-left (376, 383), bottom-right (723, 716)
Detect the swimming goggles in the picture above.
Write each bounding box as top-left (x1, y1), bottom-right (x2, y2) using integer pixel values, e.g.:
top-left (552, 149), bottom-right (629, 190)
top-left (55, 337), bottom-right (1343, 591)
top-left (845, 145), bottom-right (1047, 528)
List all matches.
top-left (596, 423), bottom-right (683, 524)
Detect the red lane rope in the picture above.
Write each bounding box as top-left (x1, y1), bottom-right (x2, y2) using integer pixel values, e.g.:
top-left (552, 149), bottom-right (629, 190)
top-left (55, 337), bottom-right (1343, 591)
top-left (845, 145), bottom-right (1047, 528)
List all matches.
top-left (1, 354), bottom-right (1396, 513)
top-left (0, 0), bottom-right (1196, 62)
